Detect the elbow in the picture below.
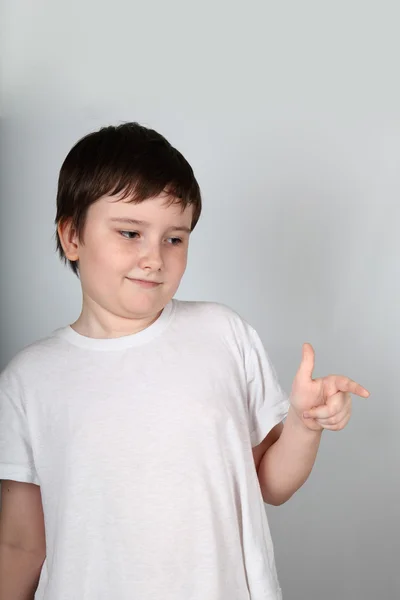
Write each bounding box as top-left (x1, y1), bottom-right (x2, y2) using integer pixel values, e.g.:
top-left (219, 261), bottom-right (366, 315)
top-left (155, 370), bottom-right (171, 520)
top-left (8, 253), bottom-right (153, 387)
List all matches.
top-left (263, 496), bottom-right (289, 507)
top-left (266, 497), bottom-right (286, 507)
top-left (260, 488), bottom-right (294, 506)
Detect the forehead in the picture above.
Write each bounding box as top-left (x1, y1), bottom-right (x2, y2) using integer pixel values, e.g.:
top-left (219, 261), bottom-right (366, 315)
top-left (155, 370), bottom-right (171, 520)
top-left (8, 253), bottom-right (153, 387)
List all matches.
top-left (89, 193), bottom-right (194, 226)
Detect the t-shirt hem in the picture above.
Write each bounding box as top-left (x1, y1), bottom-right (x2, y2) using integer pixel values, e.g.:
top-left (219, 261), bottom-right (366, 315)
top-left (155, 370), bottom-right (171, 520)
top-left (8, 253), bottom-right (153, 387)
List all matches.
top-left (250, 397), bottom-right (290, 447)
top-left (0, 463), bottom-right (39, 485)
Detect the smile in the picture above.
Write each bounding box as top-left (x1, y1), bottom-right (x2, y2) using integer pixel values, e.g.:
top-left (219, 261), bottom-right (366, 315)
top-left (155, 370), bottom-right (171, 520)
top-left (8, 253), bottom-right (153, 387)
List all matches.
top-left (126, 278), bottom-right (162, 289)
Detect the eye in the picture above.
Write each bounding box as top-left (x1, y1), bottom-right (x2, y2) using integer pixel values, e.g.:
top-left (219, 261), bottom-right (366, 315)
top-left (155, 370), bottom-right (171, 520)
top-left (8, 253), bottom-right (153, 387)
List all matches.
top-left (120, 231), bottom-right (139, 240)
top-left (168, 237), bottom-right (183, 246)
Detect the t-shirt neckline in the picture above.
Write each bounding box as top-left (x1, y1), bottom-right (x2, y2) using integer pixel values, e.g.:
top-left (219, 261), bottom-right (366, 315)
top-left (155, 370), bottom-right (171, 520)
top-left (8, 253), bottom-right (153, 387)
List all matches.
top-left (54, 300), bottom-right (175, 351)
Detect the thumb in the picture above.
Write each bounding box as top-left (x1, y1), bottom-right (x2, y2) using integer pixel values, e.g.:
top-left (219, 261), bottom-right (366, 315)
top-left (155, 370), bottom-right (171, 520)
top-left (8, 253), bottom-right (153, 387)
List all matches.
top-left (295, 343), bottom-right (315, 383)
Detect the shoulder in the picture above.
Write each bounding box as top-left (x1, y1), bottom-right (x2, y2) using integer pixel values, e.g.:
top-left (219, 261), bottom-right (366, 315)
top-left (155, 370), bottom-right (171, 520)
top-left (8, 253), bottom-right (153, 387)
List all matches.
top-left (172, 299), bottom-right (257, 343)
top-left (173, 298), bottom-right (242, 324)
top-left (0, 330), bottom-right (67, 389)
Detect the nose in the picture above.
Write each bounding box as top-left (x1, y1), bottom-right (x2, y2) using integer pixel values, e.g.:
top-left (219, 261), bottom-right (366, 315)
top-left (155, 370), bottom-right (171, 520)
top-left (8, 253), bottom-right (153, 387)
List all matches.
top-left (138, 241), bottom-right (163, 272)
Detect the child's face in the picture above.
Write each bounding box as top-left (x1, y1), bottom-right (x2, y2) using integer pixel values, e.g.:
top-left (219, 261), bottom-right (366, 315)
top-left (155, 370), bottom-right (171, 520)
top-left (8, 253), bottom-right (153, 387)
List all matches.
top-left (74, 193), bottom-right (193, 323)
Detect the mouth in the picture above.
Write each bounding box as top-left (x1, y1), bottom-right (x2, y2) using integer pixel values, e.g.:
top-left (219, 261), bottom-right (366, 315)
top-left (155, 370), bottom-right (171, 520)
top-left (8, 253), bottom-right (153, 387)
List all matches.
top-left (126, 278), bottom-right (162, 289)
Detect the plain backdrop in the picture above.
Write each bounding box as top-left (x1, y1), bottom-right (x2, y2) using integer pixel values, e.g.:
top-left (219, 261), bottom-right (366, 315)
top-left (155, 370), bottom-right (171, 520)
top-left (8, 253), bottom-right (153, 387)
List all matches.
top-left (1, 1), bottom-right (399, 598)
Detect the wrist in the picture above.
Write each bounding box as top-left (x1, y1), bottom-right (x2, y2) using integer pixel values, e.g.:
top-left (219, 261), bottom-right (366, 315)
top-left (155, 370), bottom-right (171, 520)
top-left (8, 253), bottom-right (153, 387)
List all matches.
top-left (286, 405), bottom-right (324, 436)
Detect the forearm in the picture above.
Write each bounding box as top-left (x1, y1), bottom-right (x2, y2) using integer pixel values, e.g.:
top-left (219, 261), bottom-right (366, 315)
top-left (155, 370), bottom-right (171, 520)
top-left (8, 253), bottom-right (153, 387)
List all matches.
top-left (0, 543), bottom-right (44, 600)
top-left (257, 406), bottom-right (322, 505)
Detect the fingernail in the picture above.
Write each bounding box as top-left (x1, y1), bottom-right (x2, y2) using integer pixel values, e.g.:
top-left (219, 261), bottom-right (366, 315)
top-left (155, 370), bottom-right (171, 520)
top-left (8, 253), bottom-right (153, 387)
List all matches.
top-left (303, 412), bottom-right (310, 419)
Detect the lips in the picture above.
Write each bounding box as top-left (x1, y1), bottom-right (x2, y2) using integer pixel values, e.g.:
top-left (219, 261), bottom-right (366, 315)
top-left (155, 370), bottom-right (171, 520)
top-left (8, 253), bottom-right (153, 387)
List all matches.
top-left (127, 278), bottom-right (161, 288)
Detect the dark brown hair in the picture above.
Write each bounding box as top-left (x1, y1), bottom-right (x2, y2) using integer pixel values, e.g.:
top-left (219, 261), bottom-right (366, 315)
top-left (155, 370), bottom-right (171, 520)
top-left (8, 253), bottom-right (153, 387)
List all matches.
top-left (55, 122), bottom-right (202, 275)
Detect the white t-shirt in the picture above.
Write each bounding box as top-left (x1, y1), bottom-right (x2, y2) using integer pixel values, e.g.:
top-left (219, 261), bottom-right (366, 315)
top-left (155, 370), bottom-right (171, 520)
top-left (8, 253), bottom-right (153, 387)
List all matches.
top-left (0, 300), bottom-right (289, 600)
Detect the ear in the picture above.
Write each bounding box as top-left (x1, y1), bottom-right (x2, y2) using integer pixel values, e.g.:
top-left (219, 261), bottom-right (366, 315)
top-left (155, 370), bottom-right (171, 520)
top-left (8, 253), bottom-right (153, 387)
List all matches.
top-left (57, 219), bottom-right (80, 262)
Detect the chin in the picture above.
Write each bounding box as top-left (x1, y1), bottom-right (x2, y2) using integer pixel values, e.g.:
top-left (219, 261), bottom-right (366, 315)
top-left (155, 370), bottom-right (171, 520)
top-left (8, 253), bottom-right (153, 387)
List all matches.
top-left (125, 298), bottom-right (166, 317)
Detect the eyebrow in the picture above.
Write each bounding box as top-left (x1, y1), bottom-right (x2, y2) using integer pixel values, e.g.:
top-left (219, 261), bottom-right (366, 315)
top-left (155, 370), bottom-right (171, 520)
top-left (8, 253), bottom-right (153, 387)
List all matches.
top-left (109, 218), bottom-right (191, 234)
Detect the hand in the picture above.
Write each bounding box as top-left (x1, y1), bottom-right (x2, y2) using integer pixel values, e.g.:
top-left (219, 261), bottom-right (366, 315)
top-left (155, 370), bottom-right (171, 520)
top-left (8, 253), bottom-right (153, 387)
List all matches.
top-left (290, 343), bottom-right (370, 432)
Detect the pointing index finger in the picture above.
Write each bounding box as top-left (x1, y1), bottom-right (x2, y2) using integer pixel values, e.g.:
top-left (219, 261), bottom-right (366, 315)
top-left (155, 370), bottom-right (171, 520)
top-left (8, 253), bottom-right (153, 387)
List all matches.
top-left (336, 376), bottom-right (370, 397)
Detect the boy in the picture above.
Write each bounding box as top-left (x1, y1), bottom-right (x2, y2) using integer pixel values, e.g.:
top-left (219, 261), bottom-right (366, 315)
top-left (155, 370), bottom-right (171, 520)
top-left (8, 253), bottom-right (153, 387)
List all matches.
top-left (0, 122), bottom-right (369, 600)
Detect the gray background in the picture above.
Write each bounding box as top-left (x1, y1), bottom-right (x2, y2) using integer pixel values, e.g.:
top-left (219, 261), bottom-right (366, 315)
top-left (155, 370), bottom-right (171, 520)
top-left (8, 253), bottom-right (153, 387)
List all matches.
top-left (1, 1), bottom-right (399, 598)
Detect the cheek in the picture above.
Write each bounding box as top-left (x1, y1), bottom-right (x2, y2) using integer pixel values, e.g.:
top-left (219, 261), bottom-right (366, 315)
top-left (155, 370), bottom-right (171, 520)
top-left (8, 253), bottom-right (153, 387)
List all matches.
top-left (109, 239), bottom-right (139, 265)
top-left (84, 241), bottom-right (134, 276)
top-left (168, 249), bottom-right (188, 274)
top-left (92, 248), bottom-right (117, 271)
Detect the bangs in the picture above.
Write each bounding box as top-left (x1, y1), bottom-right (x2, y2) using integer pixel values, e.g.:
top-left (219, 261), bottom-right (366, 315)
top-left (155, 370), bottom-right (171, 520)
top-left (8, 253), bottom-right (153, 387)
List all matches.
top-left (70, 130), bottom-right (201, 219)
top-left (107, 174), bottom-right (200, 216)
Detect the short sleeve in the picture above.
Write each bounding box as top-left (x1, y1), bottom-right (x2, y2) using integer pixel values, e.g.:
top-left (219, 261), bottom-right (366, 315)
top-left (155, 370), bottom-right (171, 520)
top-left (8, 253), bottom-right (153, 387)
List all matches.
top-left (0, 372), bottom-right (39, 485)
top-left (246, 327), bottom-right (290, 447)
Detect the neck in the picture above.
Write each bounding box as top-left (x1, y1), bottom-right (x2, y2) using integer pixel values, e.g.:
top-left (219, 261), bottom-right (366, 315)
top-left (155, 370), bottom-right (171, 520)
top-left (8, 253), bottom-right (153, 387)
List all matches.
top-left (71, 297), bottom-right (163, 339)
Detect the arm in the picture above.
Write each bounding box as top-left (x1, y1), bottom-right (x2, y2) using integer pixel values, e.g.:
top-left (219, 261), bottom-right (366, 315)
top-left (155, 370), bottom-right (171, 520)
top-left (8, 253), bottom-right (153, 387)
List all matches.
top-left (254, 407), bottom-right (322, 505)
top-left (0, 480), bottom-right (46, 600)
top-left (253, 343), bottom-right (369, 506)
